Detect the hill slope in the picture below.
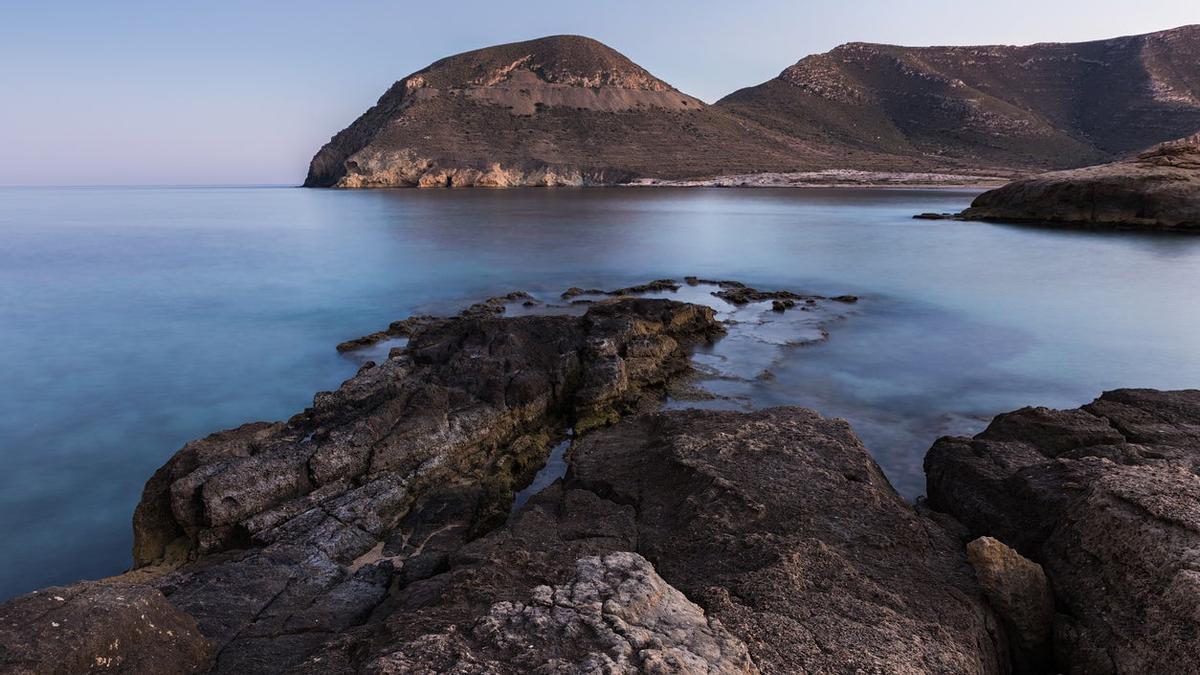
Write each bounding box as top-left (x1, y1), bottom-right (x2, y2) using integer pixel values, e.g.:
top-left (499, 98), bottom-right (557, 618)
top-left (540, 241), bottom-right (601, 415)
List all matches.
top-left (304, 36), bottom-right (860, 187)
top-left (717, 25), bottom-right (1200, 170)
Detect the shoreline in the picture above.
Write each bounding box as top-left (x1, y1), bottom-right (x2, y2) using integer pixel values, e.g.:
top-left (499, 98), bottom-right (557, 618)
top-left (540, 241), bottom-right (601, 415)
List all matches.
top-left (2, 281), bottom-right (1198, 673)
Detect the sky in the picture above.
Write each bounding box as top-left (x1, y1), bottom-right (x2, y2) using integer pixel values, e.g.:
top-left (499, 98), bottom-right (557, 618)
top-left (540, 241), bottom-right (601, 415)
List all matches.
top-left (1, 1), bottom-right (1196, 186)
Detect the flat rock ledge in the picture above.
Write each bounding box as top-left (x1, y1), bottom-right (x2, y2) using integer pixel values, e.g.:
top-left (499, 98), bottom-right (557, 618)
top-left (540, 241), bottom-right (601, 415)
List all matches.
top-left (3, 281), bottom-right (1198, 674)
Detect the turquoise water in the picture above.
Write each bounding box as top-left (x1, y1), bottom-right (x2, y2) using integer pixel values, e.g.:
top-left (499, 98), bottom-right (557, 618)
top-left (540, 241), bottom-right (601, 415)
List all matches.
top-left (3, 185), bottom-right (1199, 600)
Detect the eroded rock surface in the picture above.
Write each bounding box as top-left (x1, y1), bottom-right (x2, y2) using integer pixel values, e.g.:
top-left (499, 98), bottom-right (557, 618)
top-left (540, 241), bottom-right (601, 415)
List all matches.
top-left (961, 134), bottom-right (1200, 230)
top-left (926, 388), bottom-right (1200, 673)
top-left (116, 297), bottom-right (721, 672)
top-left (294, 407), bottom-right (1007, 674)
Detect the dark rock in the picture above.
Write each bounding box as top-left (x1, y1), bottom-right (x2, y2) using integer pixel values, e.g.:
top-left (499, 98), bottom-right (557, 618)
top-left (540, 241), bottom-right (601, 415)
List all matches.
top-left (961, 134), bottom-right (1200, 231)
top-left (303, 408), bottom-right (1007, 673)
top-left (561, 278), bottom-right (680, 300)
top-left (0, 582), bottom-right (213, 674)
top-left (113, 296), bottom-right (719, 671)
top-left (712, 283), bottom-right (818, 306)
top-left (771, 299), bottom-right (795, 312)
top-left (926, 388), bottom-right (1200, 673)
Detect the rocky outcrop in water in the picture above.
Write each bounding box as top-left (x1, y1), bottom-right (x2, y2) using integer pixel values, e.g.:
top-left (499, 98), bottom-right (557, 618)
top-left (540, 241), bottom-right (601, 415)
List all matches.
top-left (960, 134), bottom-right (1200, 230)
top-left (926, 388), bottom-right (1200, 673)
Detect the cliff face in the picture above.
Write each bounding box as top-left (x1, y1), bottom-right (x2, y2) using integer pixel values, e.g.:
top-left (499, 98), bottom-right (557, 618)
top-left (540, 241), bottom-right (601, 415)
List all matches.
top-left (718, 26), bottom-right (1200, 171)
top-left (960, 133), bottom-right (1200, 229)
top-left (303, 35), bottom-right (844, 188)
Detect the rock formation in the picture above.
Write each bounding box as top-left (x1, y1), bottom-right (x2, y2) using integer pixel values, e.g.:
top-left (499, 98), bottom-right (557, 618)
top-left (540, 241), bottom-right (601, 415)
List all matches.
top-left (4, 279), bottom-right (1200, 672)
top-left (926, 388), bottom-right (1200, 673)
top-left (306, 27), bottom-right (1200, 187)
top-left (287, 407), bottom-right (1006, 674)
top-left (959, 134), bottom-right (1200, 230)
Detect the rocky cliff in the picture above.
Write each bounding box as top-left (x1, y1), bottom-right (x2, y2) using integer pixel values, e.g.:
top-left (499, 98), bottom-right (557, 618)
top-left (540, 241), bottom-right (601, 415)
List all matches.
top-left (719, 26), bottom-right (1200, 171)
top-left (959, 133), bottom-right (1200, 230)
top-left (306, 28), bottom-right (1200, 187)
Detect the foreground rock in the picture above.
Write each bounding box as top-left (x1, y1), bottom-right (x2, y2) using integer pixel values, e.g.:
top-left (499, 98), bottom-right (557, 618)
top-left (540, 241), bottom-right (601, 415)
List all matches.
top-left (295, 407), bottom-right (1007, 674)
top-left (960, 134), bottom-right (1200, 230)
top-left (126, 297), bottom-right (722, 671)
top-left (0, 582), bottom-right (213, 674)
top-left (926, 388), bottom-right (1200, 673)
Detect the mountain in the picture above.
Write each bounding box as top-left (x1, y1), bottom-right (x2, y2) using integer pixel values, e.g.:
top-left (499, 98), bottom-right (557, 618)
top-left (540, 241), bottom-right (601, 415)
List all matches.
top-left (960, 133), bottom-right (1200, 230)
top-left (306, 28), bottom-right (1200, 187)
top-left (304, 36), bottom-right (863, 187)
top-left (717, 26), bottom-right (1200, 170)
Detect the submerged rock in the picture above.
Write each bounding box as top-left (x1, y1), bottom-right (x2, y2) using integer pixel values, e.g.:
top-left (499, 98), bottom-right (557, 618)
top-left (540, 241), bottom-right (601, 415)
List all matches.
top-left (926, 388), bottom-right (1200, 673)
top-left (961, 134), bottom-right (1200, 231)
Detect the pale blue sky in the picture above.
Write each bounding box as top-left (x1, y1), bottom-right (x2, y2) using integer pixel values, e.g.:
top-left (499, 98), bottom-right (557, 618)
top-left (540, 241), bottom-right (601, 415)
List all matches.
top-left (2, 1), bottom-right (1196, 185)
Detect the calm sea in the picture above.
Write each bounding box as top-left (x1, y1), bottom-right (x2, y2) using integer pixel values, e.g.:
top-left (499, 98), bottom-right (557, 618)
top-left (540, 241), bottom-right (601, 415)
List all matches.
top-left (3, 185), bottom-right (1199, 600)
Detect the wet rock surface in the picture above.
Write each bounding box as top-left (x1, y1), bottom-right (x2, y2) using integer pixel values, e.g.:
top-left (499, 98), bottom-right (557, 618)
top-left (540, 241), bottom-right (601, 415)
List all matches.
top-left (926, 388), bottom-right (1200, 673)
top-left (961, 134), bottom-right (1200, 231)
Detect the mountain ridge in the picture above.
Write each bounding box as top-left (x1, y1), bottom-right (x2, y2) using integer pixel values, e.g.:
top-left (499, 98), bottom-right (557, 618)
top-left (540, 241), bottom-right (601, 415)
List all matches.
top-left (306, 27), bottom-right (1200, 187)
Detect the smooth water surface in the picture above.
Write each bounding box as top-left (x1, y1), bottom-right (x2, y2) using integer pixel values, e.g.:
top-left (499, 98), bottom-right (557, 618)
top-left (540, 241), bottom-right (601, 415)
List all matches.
top-left (3, 185), bottom-right (1200, 600)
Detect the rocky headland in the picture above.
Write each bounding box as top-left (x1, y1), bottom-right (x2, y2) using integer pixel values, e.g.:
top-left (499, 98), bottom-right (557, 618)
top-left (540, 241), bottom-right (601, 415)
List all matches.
top-left (2, 284), bottom-right (1199, 673)
top-left (959, 134), bottom-right (1200, 230)
top-left (305, 27), bottom-right (1200, 188)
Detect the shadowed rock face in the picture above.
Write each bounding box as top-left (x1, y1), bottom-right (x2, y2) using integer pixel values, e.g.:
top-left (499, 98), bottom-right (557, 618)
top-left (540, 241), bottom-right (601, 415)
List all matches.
top-left (926, 388), bottom-right (1200, 673)
top-left (293, 408), bottom-right (1007, 674)
top-left (719, 26), bottom-right (1200, 171)
top-left (960, 134), bottom-right (1200, 230)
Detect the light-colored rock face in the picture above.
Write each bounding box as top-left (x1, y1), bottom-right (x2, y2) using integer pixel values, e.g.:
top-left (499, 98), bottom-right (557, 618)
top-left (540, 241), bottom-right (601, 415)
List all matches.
top-left (369, 553), bottom-right (758, 674)
top-left (966, 536), bottom-right (1054, 669)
